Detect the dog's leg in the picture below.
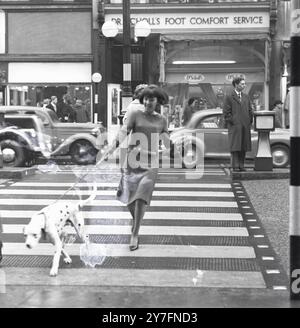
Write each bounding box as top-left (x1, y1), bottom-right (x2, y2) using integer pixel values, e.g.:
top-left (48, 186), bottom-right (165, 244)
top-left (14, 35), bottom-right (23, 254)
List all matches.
top-left (61, 249), bottom-right (72, 264)
top-left (50, 236), bottom-right (62, 277)
top-left (61, 237), bottom-right (72, 264)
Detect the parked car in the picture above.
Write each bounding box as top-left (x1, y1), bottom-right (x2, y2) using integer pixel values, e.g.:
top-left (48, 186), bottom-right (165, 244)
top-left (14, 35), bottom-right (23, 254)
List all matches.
top-left (0, 106), bottom-right (107, 165)
top-left (0, 113), bottom-right (51, 167)
top-left (169, 108), bottom-right (290, 169)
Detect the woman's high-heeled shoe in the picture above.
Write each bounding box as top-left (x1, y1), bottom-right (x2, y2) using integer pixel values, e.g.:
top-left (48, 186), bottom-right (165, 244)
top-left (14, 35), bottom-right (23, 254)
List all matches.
top-left (129, 236), bottom-right (139, 251)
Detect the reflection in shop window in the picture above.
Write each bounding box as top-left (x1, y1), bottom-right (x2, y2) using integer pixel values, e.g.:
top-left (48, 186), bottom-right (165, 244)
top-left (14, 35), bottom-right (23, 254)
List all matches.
top-left (161, 81), bottom-right (264, 129)
top-left (8, 84), bottom-right (92, 121)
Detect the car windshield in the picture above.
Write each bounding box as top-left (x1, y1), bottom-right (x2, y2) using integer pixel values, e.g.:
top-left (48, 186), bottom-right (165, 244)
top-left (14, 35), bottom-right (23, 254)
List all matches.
top-left (47, 110), bottom-right (60, 123)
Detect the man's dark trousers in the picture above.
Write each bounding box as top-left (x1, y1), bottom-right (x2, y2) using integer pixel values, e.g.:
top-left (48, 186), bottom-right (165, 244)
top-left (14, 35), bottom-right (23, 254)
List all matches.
top-left (231, 151), bottom-right (245, 170)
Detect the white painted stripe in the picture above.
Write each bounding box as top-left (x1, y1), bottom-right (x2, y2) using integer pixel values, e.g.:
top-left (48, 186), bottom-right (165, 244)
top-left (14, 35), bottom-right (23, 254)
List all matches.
top-left (48, 171), bottom-right (227, 176)
top-left (2, 243), bottom-right (256, 258)
top-left (1, 210), bottom-right (243, 221)
top-left (46, 169), bottom-right (224, 174)
top-left (0, 199), bottom-right (238, 207)
top-left (272, 286), bottom-right (287, 290)
top-left (262, 257), bottom-right (274, 261)
top-left (3, 268), bottom-right (266, 288)
top-left (3, 224), bottom-right (249, 236)
top-left (0, 189), bottom-right (235, 197)
top-left (12, 182), bottom-right (232, 189)
top-left (266, 270), bottom-right (280, 274)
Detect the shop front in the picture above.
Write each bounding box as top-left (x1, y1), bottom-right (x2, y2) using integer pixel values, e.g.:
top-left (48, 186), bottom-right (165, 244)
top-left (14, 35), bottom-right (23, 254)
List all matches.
top-left (6, 63), bottom-right (93, 118)
top-left (105, 7), bottom-right (271, 129)
top-left (0, 8), bottom-right (94, 120)
top-left (160, 36), bottom-right (267, 128)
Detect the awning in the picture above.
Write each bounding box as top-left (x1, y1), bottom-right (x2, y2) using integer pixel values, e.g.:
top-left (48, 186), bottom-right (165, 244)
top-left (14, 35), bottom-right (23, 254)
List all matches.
top-left (160, 32), bottom-right (270, 42)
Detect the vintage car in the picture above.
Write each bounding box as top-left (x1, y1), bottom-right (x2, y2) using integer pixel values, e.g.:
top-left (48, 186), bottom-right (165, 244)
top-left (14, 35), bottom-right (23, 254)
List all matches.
top-left (169, 108), bottom-right (290, 169)
top-left (0, 106), bottom-right (107, 165)
top-left (0, 113), bottom-right (52, 167)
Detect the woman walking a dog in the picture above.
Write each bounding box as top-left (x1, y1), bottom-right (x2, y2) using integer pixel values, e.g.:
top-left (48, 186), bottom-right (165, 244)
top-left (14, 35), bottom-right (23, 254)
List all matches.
top-left (104, 85), bottom-right (170, 251)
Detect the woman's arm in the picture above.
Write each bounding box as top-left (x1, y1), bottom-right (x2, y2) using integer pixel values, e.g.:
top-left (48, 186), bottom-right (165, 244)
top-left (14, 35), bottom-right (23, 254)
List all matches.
top-left (106, 109), bottom-right (136, 155)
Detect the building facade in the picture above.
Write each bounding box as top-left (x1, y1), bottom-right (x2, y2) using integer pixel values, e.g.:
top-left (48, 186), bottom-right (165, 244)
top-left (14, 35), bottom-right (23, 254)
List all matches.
top-left (0, 0), bottom-right (94, 120)
top-left (97, 0), bottom-right (284, 131)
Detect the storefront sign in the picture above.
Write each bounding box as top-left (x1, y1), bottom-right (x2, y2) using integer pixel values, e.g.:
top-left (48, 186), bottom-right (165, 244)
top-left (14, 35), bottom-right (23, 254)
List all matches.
top-left (8, 62), bottom-right (92, 83)
top-left (105, 12), bottom-right (269, 31)
top-left (0, 11), bottom-right (5, 53)
top-left (184, 74), bottom-right (205, 83)
top-left (226, 73), bottom-right (246, 82)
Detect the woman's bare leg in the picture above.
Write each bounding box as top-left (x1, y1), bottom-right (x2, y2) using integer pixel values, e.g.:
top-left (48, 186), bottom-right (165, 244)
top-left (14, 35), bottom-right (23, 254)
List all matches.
top-left (130, 199), bottom-right (147, 250)
top-left (127, 202), bottom-right (135, 232)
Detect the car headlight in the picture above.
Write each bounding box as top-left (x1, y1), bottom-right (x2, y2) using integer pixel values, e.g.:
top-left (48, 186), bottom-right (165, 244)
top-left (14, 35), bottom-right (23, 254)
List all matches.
top-left (91, 127), bottom-right (101, 137)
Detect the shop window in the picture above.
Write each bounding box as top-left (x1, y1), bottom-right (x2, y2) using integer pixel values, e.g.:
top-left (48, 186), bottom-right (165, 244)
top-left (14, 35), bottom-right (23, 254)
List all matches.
top-left (7, 84), bottom-right (92, 121)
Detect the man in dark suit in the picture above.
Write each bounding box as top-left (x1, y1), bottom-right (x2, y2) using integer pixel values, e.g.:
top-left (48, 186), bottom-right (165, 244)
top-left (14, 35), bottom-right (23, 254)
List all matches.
top-left (223, 77), bottom-right (253, 172)
top-left (46, 96), bottom-right (58, 113)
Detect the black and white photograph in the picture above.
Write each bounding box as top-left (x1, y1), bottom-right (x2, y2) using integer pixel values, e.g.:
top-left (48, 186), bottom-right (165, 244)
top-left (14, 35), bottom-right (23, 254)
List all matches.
top-left (0, 0), bottom-right (299, 314)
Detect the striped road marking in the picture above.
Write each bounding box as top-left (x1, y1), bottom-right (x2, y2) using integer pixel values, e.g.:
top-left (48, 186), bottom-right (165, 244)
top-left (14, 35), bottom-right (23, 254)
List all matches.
top-left (3, 225), bottom-right (249, 236)
top-left (12, 182), bottom-right (232, 189)
top-left (0, 189), bottom-right (235, 197)
top-left (3, 243), bottom-right (255, 258)
top-left (1, 211), bottom-right (243, 221)
top-left (0, 199), bottom-right (238, 207)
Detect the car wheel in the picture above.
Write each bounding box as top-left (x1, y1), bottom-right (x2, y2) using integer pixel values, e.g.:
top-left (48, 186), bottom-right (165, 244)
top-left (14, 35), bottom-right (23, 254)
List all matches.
top-left (182, 144), bottom-right (202, 169)
top-left (0, 139), bottom-right (26, 167)
top-left (271, 144), bottom-right (289, 168)
top-left (70, 140), bottom-right (98, 165)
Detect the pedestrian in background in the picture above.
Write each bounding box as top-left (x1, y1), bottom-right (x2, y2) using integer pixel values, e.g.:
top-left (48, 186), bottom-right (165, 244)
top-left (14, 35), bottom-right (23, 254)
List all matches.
top-left (42, 98), bottom-right (50, 109)
top-left (104, 85), bottom-right (171, 251)
top-left (271, 100), bottom-right (283, 128)
top-left (123, 84), bottom-right (148, 124)
top-left (46, 96), bottom-right (58, 113)
top-left (73, 99), bottom-right (90, 123)
top-left (58, 94), bottom-right (75, 122)
top-left (182, 97), bottom-right (199, 126)
top-left (223, 77), bottom-right (253, 172)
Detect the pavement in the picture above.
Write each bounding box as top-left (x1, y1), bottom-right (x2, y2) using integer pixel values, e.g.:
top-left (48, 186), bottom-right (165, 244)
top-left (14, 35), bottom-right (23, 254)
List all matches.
top-left (0, 162), bottom-right (297, 309)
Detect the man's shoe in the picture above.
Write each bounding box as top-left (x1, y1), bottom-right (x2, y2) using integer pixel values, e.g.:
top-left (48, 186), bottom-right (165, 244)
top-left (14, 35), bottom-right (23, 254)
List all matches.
top-left (232, 168), bottom-right (240, 172)
top-left (239, 168), bottom-right (246, 172)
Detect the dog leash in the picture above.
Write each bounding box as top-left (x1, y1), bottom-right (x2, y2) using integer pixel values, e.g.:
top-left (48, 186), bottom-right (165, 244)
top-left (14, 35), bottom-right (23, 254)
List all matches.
top-left (50, 147), bottom-right (114, 205)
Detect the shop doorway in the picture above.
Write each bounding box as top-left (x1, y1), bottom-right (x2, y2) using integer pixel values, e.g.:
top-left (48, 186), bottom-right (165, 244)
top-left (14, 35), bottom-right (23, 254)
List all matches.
top-left (107, 83), bottom-right (121, 143)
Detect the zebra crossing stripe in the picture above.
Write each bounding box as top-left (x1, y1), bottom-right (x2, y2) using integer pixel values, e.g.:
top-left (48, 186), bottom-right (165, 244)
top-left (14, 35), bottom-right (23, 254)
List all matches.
top-left (3, 268), bottom-right (266, 288)
top-left (12, 182), bottom-right (232, 189)
top-left (0, 189), bottom-right (235, 197)
top-left (3, 224), bottom-right (249, 236)
top-left (2, 243), bottom-right (255, 258)
top-left (1, 210), bottom-right (243, 221)
top-left (0, 199), bottom-right (238, 207)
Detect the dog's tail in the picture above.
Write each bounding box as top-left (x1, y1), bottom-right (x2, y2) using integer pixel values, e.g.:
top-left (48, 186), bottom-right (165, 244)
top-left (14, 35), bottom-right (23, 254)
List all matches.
top-left (79, 183), bottom-right (97, 208)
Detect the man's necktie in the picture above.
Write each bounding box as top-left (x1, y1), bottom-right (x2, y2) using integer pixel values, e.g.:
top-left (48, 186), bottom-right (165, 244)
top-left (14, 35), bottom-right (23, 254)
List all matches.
top-left (238, 93), bottom-right (242, 102)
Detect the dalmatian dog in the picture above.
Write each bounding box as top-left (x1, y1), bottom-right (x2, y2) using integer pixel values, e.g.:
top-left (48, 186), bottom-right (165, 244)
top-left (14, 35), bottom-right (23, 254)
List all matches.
top-left (23, 184), bottom-right (97, 276)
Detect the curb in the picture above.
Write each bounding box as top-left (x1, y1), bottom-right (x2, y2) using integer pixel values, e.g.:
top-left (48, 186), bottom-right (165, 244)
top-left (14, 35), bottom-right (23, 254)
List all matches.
top-left (231, 169), bottom-right (290, 180)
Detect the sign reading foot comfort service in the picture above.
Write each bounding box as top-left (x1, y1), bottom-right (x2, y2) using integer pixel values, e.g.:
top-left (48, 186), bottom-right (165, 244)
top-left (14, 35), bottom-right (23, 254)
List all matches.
top-left (105, 12), bottom-right (269, 32)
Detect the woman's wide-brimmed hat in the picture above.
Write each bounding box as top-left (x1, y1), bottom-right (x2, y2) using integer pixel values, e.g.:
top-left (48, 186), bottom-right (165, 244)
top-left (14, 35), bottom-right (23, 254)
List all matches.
top-left (139, 84), bottom-right (169, 105)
